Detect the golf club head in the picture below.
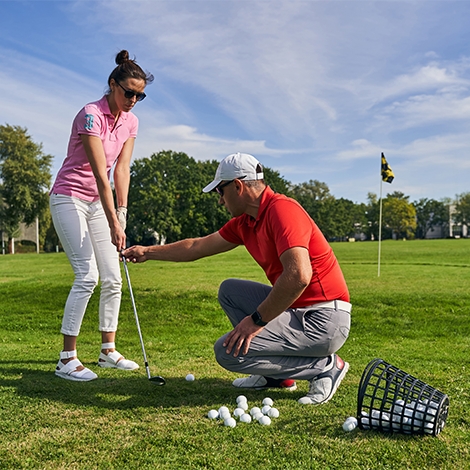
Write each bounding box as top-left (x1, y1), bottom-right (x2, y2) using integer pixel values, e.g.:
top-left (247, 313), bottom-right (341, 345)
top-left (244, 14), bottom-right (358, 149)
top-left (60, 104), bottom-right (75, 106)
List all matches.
top-left (149, 376), bottom-right (166, 386)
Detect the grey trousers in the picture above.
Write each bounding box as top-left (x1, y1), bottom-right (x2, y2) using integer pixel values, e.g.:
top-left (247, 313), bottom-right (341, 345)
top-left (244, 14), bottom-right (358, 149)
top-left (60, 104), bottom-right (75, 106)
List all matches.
top-left (214, 279), bottom-right (351, 381)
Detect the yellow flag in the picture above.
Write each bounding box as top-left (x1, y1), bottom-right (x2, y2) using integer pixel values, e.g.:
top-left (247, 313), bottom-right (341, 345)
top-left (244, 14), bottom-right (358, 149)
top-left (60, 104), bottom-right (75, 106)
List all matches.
top-left (381, 153), bottom-right (394, 183)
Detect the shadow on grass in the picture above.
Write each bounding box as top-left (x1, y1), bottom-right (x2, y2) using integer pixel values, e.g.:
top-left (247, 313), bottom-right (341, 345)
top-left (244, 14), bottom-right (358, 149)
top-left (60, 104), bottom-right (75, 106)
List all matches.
top-left (0, 360), bottom-right (306, 411)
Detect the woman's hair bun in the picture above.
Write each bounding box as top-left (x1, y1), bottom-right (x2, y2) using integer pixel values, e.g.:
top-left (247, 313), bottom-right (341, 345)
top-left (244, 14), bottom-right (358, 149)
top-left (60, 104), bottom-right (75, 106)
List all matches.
top-left (115, 50), bottom-right (130, 65)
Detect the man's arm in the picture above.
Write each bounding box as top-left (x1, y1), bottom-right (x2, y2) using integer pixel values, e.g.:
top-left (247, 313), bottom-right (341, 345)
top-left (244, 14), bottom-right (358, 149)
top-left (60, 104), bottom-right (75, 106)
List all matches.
top-left (122, 232), bottom-right (237, 263)
top-left (223, 246), bottom-right (312, 357)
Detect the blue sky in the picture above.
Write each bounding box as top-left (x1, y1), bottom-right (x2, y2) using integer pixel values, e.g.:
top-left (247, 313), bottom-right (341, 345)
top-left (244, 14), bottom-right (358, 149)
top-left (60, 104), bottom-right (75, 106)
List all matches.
top-left (1, 0), bottom-right (470, 203)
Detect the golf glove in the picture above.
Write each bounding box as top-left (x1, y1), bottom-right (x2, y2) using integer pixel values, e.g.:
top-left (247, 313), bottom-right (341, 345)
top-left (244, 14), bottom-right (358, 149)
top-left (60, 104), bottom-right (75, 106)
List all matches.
top-left (116, 206), bottom-right (127, 231)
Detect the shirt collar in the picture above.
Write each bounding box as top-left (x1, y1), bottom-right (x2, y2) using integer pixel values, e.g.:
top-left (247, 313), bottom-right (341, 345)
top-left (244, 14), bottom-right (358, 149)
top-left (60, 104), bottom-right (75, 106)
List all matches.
top-left (245, 186), bottom-right (274, 227)
top-left (98, 95), bottom-right (129, 121)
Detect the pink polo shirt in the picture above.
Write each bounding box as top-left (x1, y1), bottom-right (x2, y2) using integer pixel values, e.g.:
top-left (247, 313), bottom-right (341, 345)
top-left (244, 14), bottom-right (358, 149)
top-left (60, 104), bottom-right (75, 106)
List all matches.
top-left (218, 186), bottom-right (350, 308)
top-left (51, 96), bottom-right (139, 202)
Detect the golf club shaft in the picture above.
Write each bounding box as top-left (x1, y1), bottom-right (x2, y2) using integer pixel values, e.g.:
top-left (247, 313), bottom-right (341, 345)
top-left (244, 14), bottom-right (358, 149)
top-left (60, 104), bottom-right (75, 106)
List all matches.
top-left (121, 255), bottom-right (152, 380)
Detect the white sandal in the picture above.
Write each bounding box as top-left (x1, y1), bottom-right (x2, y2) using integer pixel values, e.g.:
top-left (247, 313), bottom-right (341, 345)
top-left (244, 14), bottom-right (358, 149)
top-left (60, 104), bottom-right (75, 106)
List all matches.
top-left (55, 350), bottom-right (98, 382)
top-left (98, 342), bottom-right (139, 370)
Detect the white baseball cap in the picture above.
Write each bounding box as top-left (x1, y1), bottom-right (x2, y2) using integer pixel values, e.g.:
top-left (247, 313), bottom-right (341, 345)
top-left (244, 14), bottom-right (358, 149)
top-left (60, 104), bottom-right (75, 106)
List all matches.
top-left (202, 152), bottom-right (264, 193)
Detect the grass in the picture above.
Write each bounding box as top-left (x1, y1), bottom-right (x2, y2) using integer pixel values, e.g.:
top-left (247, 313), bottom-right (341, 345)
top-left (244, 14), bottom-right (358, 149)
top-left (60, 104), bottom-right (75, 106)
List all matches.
top-left (0, 239), bottom-right (469, 469)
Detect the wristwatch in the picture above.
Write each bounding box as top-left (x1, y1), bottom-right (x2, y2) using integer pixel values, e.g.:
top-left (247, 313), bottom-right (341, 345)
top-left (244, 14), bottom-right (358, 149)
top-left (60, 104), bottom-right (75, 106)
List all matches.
top-left (251, 310), bottom-right (268, 326)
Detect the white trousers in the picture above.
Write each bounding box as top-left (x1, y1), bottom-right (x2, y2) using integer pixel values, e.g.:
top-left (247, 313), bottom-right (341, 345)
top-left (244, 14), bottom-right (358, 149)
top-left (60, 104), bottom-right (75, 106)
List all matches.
top-left (50, 194), bottom-right (122, 336)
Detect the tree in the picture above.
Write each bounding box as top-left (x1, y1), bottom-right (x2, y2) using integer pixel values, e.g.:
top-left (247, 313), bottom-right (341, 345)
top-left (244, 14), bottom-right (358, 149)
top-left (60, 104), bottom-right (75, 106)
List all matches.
top-left (0, 124), bottom-right (53, 251)
top-left (289, 180), bottom-right (335, 234)
top-left (454, 192), bottom-right (470, 234)
top-left (365, 192), bottom-right (380, 240)
top-left (413, 198), bottom-right (449, 239)
top-left (263, 167), bottom-right (291, 196)
top-left (328, 198), bottom-right (368, 241)
top-left (382, 193), bottom-right (417, 239)
top-left (127, 150), bottom-right (230, 244)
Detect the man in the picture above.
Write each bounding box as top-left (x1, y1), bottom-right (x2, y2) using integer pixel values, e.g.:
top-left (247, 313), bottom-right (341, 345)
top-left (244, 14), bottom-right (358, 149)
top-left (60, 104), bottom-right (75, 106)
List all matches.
top-left (122, 152), bottom-right (351, 404)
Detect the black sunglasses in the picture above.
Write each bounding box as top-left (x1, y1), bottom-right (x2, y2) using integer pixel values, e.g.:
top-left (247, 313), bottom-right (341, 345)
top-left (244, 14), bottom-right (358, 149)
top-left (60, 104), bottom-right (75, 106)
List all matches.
top-left (115, 80), bottom-right (146, 102)
top-left (215, 180), bottom-right (235, 197)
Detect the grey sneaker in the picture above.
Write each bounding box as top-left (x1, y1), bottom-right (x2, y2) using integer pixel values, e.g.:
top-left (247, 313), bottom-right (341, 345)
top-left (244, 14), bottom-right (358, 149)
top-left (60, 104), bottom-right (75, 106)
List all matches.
top-left (298, 354), bottom-right (349, 405)
top-left (232, 375), bottom-right (297, 391)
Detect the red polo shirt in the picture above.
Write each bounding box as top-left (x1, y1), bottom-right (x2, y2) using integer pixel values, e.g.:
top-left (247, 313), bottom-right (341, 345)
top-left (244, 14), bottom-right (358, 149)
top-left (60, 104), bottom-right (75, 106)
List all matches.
top-left (218, 186), bottom-right (349, 308)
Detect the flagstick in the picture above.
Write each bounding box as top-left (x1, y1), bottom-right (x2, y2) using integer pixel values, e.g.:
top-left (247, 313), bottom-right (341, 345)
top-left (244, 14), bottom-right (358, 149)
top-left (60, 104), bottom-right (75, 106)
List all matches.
top-left (378, 171), bottom-right (383, 277)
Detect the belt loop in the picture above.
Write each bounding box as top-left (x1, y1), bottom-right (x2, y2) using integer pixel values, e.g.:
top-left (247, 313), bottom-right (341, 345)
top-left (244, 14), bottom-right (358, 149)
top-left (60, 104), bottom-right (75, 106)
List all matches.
top-left (334, 300), bottom-right (338, 310)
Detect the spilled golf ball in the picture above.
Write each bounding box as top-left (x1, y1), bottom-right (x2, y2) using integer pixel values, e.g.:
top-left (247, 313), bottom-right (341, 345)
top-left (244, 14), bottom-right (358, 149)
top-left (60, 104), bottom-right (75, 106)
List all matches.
top-left (185, 373), bottom-right (195, 381)
top-left (343, 416), bottom-right (358, 432)
top-left (224, 417), bottom-right (236, 428)
top-left (258, 415), bottom-right (272, 426)
top-left (262, 397), bottom-right (274, 406)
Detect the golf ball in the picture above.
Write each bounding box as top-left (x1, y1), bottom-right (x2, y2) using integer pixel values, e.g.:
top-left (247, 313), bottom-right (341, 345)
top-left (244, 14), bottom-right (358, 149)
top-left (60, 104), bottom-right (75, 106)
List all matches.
top-left (218, 406), bottom-right (229, 415)
top-left (240, 413), bottom-right (252, 423)
top-left (219, 410), bottom-right (231, 420)
top-left (250, 407), bottom-right (261, 416)
top-left (267, 407), bottom-right (280, 418)
top-left (207, 409), bottom-right (219, 420)
top-left (185, 373), bottom-right (195, 381)
top-left (238, 401), bottom-right (249, 411)
top-left (262, 397), bottom-right (274, 406)
top-left (258, 415), bottom-right (272, 426)
top-left (343, 417), bottom-right (358, 432)
top-left (261, 405), bottom-right (272, 415)
top-left (253, 412), bottom-right (264, 421)
top-left (236, 395), bottom-right (247, 404)
top-left (233, 407), bottom-right (245, 417)
top-left (224, 417), bottom-right (237, 428)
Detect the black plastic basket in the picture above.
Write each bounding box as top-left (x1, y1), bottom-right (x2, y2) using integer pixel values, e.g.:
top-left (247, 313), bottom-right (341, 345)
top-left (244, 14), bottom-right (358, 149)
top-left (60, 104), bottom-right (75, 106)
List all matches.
top-left (357, 358), bottom-right (449, 436)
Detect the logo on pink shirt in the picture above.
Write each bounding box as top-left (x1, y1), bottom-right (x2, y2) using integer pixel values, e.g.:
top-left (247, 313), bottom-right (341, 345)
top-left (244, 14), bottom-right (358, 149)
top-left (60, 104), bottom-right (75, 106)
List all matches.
top-left (84, 114), bottom-right (94, 131)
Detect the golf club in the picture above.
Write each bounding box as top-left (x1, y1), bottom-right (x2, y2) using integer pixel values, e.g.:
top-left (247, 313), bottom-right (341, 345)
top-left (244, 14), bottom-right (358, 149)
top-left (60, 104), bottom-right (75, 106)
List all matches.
top-left (121, 252), bottom-right (166, 386)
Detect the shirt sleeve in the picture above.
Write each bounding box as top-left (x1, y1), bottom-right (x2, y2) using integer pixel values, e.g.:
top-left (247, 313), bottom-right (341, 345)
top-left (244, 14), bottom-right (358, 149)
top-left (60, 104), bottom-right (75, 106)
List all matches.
top-left (75, 104), bottom-right (103, 138)
top-left (268, 199), bottom-right (313, 257)
top-left (218, 218), bottom-right (244, 245)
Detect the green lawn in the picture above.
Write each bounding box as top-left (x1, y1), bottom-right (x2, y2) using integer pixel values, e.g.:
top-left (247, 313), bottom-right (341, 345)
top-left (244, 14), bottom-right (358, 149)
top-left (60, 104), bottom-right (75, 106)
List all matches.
top-left (0, 239), bottom-right (469, 469)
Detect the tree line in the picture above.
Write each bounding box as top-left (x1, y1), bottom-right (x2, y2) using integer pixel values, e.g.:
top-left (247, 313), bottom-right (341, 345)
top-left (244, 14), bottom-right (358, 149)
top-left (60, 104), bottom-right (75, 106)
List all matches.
top-left (0, 124), bottom-right (467, 253)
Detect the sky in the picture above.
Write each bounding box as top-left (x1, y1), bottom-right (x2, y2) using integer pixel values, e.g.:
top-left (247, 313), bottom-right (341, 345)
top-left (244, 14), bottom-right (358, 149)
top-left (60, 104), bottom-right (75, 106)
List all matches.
top-left (1, 0), bottom-right (470, 204)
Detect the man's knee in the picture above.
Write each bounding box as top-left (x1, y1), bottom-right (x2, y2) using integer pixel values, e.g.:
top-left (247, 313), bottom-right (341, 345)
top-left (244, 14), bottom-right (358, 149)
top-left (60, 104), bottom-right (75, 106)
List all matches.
top-left (213, 334), bottom-right (240, 372)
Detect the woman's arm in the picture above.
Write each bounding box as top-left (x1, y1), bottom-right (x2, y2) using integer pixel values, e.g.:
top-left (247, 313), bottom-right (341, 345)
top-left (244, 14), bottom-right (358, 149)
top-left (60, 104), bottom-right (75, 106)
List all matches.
top-left (113, 137), bottom-right (134, 209)
top-left (80, 134), bottom-right (126, 251)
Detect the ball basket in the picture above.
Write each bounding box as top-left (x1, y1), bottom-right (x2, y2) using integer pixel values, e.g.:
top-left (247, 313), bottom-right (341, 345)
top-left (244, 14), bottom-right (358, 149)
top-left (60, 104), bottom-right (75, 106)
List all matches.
top-left (357, 358), bottom-right (449, 436)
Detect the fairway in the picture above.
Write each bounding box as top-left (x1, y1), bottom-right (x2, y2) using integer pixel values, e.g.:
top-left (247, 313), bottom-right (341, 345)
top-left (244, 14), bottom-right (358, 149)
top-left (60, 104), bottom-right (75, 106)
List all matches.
top-left (0, 239), bottom-right (469, 469)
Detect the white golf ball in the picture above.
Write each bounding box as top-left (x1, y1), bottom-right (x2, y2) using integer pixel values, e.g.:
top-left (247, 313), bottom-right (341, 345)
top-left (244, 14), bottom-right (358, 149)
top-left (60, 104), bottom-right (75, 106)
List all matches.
top-left (233, 407), bottom-right (245, 417)
top-left (250, 407), bottom-right (261, 416)
top-left (238, 401), bottom-right (249, 411)
top-left (298, 396), bottom-right (313, 405)
top-left (207, 409), bottom-right (219, 420)
top-left (261, 405), bottom-right (272, 415)
top-left (224, 417), bottom-right (237, 428)
top-left (267, 407), bottom-right (280, 418)
top-left (258, 415), bottom-right (272, 426)
top-left (342, 417), bottom-right (358, 432)
top-left (239, 413), bottom-right (252, 423)
top-left (236, 395), bottom-right (247, 404)
top-left (185, 373), bottom-right (195, 382)
top-left (262, 397), bottom-right (274, 406)
top-left (219, 410), bottom-right (231, 420)
top-left (253, 412), bottom-right (264, 421)
top-left (218, 406), bottom-right (229, 415)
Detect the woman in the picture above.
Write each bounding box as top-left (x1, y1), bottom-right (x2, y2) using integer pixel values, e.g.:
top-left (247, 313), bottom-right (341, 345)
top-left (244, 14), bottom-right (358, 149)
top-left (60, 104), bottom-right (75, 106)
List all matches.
top-left (50, 50), bottom-right (153, 381)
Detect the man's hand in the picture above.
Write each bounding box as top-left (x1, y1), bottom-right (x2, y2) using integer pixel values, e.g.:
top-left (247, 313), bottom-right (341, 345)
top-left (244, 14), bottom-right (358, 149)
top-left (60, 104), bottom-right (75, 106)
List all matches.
top-left (223, 316), bottom-right (264, 357)
top-left (122, 245), bottom-right (148, 263)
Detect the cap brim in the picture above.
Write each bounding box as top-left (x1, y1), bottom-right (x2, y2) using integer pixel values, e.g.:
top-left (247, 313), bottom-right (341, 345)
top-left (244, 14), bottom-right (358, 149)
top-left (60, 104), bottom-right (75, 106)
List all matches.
top-left (202, 179), bottom-right (222, 193)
